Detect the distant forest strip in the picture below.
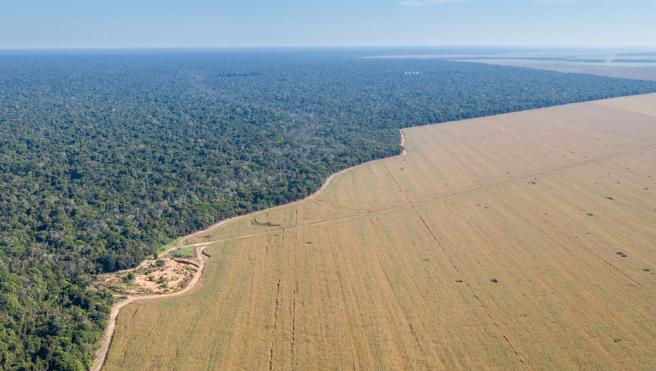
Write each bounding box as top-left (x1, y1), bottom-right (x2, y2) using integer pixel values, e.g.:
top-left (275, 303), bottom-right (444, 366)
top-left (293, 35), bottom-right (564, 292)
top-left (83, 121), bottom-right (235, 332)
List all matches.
top-left (1, 50), bottom-right (656, 370)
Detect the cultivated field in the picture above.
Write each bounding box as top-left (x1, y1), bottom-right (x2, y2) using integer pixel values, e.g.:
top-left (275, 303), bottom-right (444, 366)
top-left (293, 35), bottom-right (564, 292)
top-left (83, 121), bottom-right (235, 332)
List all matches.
top-left (104, 94), bottom-right (656, 370)
top-left (463, 59), bottom-right (656, 82)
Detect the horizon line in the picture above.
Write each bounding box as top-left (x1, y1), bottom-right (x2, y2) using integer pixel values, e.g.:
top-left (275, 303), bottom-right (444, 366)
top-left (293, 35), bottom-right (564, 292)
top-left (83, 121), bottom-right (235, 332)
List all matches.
top-left (1, 44), bottom-right (655, 52)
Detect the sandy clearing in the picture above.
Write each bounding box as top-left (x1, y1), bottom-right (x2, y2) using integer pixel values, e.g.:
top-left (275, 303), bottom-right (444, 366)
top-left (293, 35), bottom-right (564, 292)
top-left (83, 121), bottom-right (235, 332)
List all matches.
top-left (93, 216), bottom-right (244, 371)
top-left (91, 244), bottom-right (209, 371)
top-left (102, 93), bottom-right (656, 370)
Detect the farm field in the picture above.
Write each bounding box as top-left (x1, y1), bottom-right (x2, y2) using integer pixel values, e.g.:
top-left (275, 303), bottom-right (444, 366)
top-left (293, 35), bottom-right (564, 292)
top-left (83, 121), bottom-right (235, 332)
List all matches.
top-left (461, 58), bottom-right (656, 82)
top-left (104, 94), bottom-right (656, 370)
top-left (368, 50), bottom-right (656, 82)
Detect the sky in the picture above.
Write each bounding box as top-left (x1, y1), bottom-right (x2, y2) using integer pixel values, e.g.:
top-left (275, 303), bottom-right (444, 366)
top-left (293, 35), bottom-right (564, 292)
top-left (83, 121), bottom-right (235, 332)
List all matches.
top-left (0, 0), bottom-right (654, 49)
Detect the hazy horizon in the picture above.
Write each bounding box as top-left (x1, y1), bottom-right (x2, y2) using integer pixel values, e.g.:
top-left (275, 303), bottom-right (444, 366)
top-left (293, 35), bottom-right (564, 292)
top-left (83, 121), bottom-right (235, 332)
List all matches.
top-left (2, 0), bottom-right (655, 49)
top-left (1, 46), bottom-right (655, 54)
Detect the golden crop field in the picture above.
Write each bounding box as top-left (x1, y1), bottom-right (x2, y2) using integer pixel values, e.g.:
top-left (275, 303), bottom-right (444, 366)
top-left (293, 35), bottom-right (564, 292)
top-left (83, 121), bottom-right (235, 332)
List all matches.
top-left (104, 94), bottom-right (656, 370)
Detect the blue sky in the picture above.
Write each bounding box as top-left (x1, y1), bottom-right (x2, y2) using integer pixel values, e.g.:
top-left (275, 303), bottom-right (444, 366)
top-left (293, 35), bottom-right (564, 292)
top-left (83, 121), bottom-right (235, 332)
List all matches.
top-left (0, 0), bottom-right (654, 48)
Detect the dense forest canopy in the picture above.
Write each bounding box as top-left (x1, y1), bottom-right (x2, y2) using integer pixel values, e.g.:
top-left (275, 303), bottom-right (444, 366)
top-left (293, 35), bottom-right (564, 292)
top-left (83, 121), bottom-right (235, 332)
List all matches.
top-left (1, 49), bottom-right (656, 369)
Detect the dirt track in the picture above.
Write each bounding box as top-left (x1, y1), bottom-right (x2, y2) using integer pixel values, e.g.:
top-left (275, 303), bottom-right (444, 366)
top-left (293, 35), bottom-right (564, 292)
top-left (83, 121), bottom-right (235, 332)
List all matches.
top-left (92, 243), bottom-right (207, 371)
top-left (92, 221), bottom-right (231, 371)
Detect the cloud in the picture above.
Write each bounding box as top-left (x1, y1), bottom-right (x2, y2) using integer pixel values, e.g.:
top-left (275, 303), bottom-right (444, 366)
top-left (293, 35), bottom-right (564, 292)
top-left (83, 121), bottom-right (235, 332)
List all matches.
top-left (398, 0), bottom-right (466, 7)
top-left (399, 0), bottom-right (575, 7)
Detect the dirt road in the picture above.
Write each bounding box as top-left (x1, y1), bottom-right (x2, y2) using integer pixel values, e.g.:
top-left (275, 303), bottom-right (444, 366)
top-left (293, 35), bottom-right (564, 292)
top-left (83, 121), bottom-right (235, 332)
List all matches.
top-left (92, 243), bottom-right (209, 371)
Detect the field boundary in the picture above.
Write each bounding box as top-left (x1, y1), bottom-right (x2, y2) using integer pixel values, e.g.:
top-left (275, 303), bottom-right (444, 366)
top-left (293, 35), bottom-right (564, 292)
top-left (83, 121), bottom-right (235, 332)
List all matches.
top-left (93, 92), bottom-right (656, 371)
top-left (91, 129), bottom-right (408, 371)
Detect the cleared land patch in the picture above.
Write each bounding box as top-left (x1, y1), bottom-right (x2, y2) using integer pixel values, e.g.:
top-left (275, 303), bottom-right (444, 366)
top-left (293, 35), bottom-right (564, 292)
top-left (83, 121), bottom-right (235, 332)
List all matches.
top-left (459, 58), bottom-right (656, 82)
top-left (104, 94), bottom-right (656, 370)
